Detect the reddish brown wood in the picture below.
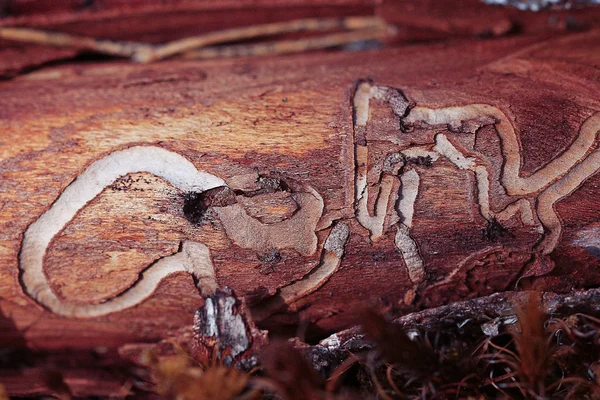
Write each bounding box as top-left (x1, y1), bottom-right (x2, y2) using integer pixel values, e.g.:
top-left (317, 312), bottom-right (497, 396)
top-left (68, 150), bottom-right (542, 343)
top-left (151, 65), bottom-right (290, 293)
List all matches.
top-left (1, 28), bottom-right (600, 354)
top-left (3, 0), bottom-right (600, 77)
top-left (0, 0), bottom-right (376, 77)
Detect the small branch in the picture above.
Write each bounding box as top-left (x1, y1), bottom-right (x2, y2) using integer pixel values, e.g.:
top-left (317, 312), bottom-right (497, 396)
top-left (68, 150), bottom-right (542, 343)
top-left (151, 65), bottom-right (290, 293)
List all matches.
top-left (133, 16), bottom-right (387, 62)
top-left (181, 28), bottom-right (391, 60)
top-left (0, 27), bottom-right (149, 58)
top-left (0, 16), bottom-right (386, 63)
top-left (305, 287), bottom-right (600, 374)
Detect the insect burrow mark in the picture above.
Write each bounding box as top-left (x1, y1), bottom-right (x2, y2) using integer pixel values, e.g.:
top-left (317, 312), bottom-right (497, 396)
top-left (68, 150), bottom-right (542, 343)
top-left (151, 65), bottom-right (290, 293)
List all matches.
top-left (183, 186), bottom-right (236, 224)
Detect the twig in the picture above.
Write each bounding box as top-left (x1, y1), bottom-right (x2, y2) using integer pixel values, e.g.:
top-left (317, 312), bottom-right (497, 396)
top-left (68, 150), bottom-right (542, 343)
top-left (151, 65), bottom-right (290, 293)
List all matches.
top-left (134, 16), bottom-right (387, 62)
top-left (0, 16), bottom-right (387, 63)
top-left (386, 364), bottom-right (405, 399)
top-left (325, 354), bottom-right (360, 393)
top-left (181, 28), bottom-right (390, 60)
top-left (0, 27), bottom-right (149, 57)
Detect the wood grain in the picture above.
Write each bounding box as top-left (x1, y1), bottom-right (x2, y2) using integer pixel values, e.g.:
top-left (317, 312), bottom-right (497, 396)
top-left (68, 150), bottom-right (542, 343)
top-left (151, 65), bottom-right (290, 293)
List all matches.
top-left (1, 30), bottom-right (600, 348)
top-left (3, 0), bottom-right (600, 78)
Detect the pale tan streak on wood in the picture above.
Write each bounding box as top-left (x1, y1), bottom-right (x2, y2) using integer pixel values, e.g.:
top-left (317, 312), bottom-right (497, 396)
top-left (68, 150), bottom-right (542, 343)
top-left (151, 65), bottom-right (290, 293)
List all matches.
top-left (395, 221), bottom-right (424, 283)
top-left (353, 82), bottom-right (374, 127)
top-left (251, 222), bottom-right (350, 320)
top-left (19, 145), bottom-right (326, 318)
top-left (354, 82), bottom-right (597, 283)
top-left (433, 135), bottom-right (530, 227)
top-left (354, 81), bottom-right (600, 283)
top-left (355, 140), bottom-right (399, 240)
top-left (215, 188), bottom-right (323, 256)
top-left (354, 84), bottom-right (495, 229)
top-left (408, 106), bottom-right (600, 255)
top-left (353, 82), bottom-right (427, 283)
top-left (475, 166), bottom-right (491, 220)
top-left (433, 134), bottom-right (476, 170)
top-left (495, 198), bottom-right (537, 227)
top-left (537, 114), bottom-right (600, 254)
top-left (407, 105), bottom-right (600, 196)
top-left (434, 134), bottom-right (526, 226)
top-left (355, 135), bottom-right (427, 282)
top-left (354, 82), bottom-right (432, 240)
top-left (356, 172), bottom-right (396, 240)
top-left (278, 222), bottom-right (350, 306)
top-left (353, 83), bottom-right (382, 237)
top-left (394, 168), bottom-right (425, 283)
top-left (19, 146), bottom-right (224, 318)
top-left (433, 133), bottom-right (493, 221)
top-left (398, 169), bottom-right (419, 229)
top-left (391, 137), bottom-right (498, 283)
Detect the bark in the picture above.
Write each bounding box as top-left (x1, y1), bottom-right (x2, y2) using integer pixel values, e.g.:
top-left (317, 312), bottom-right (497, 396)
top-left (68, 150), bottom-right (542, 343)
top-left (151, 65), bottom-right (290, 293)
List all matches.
top-left (1, 15), bottom-right (600, 396)
top-left (3, 0), bottom-right (600, 77)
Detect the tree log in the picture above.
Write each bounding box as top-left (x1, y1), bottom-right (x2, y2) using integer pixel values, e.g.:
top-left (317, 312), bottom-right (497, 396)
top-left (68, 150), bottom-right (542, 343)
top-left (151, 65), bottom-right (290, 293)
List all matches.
top-left (1, 28), bottom-right (600, 353)
top-left (4, 0), bottom-right (600, 78)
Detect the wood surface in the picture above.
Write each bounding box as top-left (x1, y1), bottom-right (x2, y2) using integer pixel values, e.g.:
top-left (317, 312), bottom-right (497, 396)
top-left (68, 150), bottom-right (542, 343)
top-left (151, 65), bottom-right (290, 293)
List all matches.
top-left (0, 0), bottom-right (376, 77)
top-left (2, 27), bottom-right (600, 352)
top-left (3, 0), bottom-right (600, 78)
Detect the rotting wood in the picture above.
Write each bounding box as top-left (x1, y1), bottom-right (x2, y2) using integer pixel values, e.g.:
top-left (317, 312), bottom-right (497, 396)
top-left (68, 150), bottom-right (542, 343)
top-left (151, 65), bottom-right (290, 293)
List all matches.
top-left (181, 29), bottom-right (390, 60)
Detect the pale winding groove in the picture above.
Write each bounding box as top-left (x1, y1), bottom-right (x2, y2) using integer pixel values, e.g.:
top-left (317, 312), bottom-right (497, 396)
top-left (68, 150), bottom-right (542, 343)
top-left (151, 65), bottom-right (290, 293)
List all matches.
top-left (20, 145), bottom-right (326, 318)
top-left (250, 221), bottom-right (350, 321)
top-left (537, 141), bottom-right (600, 254)
top-left (278, 221), bottom-right (350, 305)
top-left (408, 109), bottom-right (600, 255)
top-left (353, 81), bottom-right (600, 282)
top-left (20, 146), bottom-right (225, 317)
top-left (406, 107), bottom-right (600, 197)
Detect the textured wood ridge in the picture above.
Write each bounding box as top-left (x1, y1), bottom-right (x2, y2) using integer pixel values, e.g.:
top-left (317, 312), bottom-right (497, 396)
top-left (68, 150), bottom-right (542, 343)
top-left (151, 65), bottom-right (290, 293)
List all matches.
top-left (1, 30), bottom-right (600, 348)
top-left (3, 0), bottom-right (600, 78)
